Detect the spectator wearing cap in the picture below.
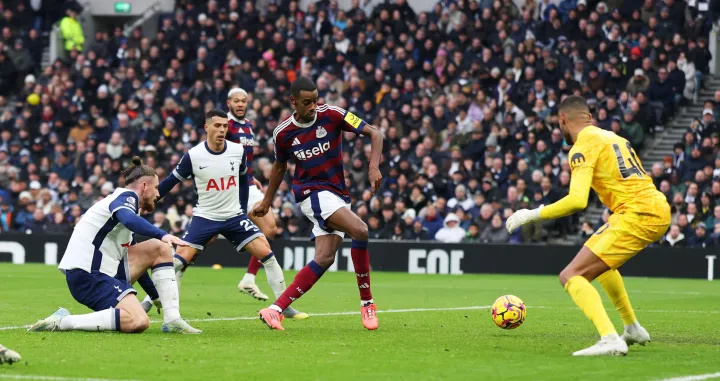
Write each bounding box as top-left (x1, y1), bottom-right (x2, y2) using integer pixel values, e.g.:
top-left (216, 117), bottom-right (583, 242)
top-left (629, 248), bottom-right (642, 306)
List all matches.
top-left (69, 114), bottom-right (93, 143)
top-left (7, 38), bottom-right (34, 79)
top-left (627, 69), bottom-right (650, 97)
top-left (59, 7), bottom-right (84, 52)
top-left (700, 109), bottom-right (719, 138)
top-left (688, 222), bottom-right (711, 247)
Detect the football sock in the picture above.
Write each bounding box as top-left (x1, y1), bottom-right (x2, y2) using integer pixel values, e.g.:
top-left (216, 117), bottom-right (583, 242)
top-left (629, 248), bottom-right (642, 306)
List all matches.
top-left (137, 272), bottom-right (159, 300)
top-left (260, 253), bottom-right (286, 298)
top-left (351, 240), bottom-right (373, 301)
top-left (597, 269), bottom-right (638, 326)
top-left (272, 260), bottom-right (325, 312)
top-left (243, 257), bottom-right (262, 284)
top-left (173, 254), bottom-right (188, 272)
top-left (565, 275), bottom-right (616, 337)
top-left (59, 308), bottom-right (116, 331)
top-left (152, 262), bottom-right (181, 323)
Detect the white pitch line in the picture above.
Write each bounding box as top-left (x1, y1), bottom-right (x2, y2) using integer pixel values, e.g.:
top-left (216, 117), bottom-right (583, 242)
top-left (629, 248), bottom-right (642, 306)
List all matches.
top-left (656, 371), bottom-right (720, 381)
top-left (0, 375), bottom-right (143, 381)
top-left (0, 306), bottom-right (492, 331)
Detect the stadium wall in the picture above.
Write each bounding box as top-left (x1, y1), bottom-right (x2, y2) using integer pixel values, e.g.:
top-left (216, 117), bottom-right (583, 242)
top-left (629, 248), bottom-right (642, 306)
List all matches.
top-left (0, 233), bottom-right (716, 280)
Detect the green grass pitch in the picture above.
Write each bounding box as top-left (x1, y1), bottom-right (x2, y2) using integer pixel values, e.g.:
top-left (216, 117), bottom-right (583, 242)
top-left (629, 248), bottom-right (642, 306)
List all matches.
top-left (1, 264), bottom-right (719, 381)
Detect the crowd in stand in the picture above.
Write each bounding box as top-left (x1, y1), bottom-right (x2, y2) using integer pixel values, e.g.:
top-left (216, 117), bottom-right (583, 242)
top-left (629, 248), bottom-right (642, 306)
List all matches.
top-left (0, 0), bottom-right (718, 245)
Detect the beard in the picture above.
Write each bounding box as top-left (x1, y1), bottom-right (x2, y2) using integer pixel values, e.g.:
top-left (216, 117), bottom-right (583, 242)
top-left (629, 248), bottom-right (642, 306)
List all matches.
top-left (141, 198), bottom-right (156, 214)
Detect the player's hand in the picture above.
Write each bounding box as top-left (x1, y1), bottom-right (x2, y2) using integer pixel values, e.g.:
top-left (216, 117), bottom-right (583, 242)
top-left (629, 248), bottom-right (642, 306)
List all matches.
top-left (152, 298), bottom-right (163, 315)
top-left (369, 166), bottom-right (382, 195)
top-left (253, 178), bottom-right (263, 189)
top-left (505, 206), bottom-right (543, 233)
top-left (252, 202), bottom-right (270, 218)
top-left (162, 234), bottom-right (190, 247)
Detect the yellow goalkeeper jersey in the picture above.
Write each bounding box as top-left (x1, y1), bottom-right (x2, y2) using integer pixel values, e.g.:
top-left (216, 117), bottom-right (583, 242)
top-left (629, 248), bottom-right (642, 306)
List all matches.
top-left (567, 125), bottom-right (666, 215)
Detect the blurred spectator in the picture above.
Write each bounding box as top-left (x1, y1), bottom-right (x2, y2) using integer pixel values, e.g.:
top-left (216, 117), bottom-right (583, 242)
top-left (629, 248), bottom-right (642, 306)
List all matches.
top-left (435, 213), bottom-right (465, 243)
top-left (0, 0), bottom-right (715, 247)
top-left (480, 214), bottom-right (510, 244)
top-left (59, 7), bottom-right (84, 52)
top-left (662, 224), bottom-right (686, 247)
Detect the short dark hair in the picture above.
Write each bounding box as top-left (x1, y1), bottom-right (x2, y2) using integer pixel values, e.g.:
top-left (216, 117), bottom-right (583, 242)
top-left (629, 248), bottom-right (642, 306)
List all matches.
top-left (205, 109), bottom-right (227, 120)
top-left (558, 95), bottom-right (589, 114)
top-left (290, 76), bottom-right (317, 98)
top-left (122, 156), bottom-right (156, 185)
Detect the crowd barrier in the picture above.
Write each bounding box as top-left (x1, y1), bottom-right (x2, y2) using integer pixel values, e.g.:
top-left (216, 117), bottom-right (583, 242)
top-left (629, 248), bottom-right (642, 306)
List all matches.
top-left (0, 233), bottom-right (715, 280)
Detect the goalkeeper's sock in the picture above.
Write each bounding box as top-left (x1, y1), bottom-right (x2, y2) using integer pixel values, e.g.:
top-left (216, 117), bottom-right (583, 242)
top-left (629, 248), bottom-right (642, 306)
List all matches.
top-left (598, 269), bottom-right (638, 327)
top-left (271, 260), bottom-right (325, 312)
top-left (565, 275), bottom-right (616, 337)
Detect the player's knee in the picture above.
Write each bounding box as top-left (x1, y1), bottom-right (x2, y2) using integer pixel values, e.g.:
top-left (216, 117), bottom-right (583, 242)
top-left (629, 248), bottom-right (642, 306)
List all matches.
top-left (314, 251), bottom-right (336, 268)
top-left (156, 240), bottom-right (173, 260)
top-left (559, 267), bottom-right (575, 287)
top-left (131, 315), bottom-right (151, 333)
top-left (350, 221), bottom-right (369, 241)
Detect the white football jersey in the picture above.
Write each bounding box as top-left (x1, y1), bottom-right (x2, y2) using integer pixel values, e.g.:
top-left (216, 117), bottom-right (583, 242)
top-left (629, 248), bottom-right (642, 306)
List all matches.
top-left (172, 140), bottom-right (248, 221)
top-left (59, 188), bottom-right (139, 277)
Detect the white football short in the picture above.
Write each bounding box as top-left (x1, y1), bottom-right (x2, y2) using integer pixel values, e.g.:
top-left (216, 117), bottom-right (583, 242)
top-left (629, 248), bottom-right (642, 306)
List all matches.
top-left (299, 191), bottom-right (352, 239)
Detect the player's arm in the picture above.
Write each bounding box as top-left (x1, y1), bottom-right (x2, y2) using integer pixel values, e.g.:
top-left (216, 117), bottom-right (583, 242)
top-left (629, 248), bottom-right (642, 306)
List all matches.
top-left (360, 123), bottom-right (384, 194)
top-left (336, 107), bottom-right (384, 193)
top-left (109, 193), bottom-right (168, 240)
top-left (158, 153), bottom-right (193, 200)
top-left (238, 151), bottom-right (249, 212)
top-left (539, 166), bottom-right (592, 218)
top-left (506, 146), bottom-right (595, 233)
top-left (252, 132), bottom-right (288, 217)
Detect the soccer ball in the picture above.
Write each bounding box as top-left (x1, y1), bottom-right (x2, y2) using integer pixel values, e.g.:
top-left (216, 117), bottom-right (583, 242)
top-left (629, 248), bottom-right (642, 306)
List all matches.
top-left (491, 295), bottom-right (527, 329)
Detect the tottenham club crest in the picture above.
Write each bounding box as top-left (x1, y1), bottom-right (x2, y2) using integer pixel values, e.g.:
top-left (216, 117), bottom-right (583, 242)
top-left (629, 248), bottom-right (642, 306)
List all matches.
top-left (316, 126), bottom-right (327, 138)
top-left (230, 161), bottom-right (235, 171)
top-left (126, 197), bottom-right (136, 206)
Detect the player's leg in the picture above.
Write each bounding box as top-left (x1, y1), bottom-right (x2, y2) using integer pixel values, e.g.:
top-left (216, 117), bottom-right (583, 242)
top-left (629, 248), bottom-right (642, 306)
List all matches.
top-left (0, 344), bottom-right (21, 365)
top-left (240, 186), bottom-right (274, 299)
top-left (223, 215), bottom-right (307, 320)
top-left (559, 245), bottom-right (627, 356)
top-left (173, 216), bottom-right (218, 287)
top-left (137, 271), bottom-right (161, 314)
top-left (259, 234), bottom-right (342, 330)
top-left (29, 270), bottom-right (145, 333)
top-left (128, 239), bottom-right (201, 334)
top-left (597, 269), bottom-right (648, 345)
top-left (324, 203), bottom-right (378, 330)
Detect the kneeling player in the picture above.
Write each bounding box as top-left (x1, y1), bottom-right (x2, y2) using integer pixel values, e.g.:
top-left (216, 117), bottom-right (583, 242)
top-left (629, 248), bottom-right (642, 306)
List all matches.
top-left (507, 96), bottom-right (670, 356)
top-left (29, 157), bottom-right (200, 334)
top-left (157, 109), bottom-right (306, 319)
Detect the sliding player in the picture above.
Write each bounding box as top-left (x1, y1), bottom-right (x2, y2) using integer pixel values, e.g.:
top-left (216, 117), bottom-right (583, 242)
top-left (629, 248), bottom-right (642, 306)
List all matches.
top-left (253, 76), bottom-right (384, 331)
top-left (157, 109), bottom-right (305, 319)
top-left (506, 95), bottom-right (670, 356)
top-left (29, 157), bottom-right (200, 334)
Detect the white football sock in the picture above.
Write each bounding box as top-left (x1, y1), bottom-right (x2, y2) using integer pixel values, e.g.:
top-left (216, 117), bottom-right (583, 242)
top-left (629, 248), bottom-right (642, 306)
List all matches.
top-left (361, 299), bottom-right (374, 307)
top-left (59, 309), bottom-right (115, 331)
top-left (152, 264), bottom-right (181, 323)
top-left (241, 273), bottom-right (256, 284)
top-left (261, 254), bottom-right (285, 298)
top-left (625, 321), bottom-right (642, 331)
